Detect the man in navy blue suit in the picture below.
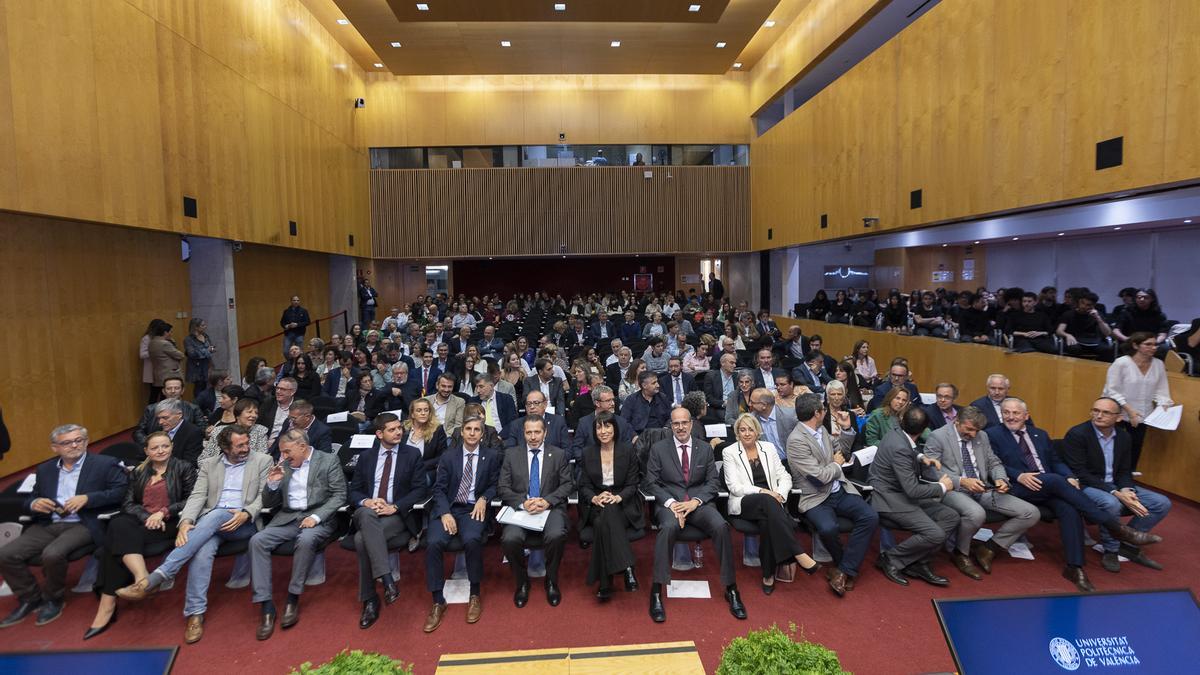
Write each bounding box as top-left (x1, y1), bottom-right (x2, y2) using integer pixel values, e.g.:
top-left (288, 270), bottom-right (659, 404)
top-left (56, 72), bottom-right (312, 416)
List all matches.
top-left (588, 311), bottom-right (616, 346)
top-left (986, 398), bottom-right (1161, 592)
top-left (970, 374), bottom-right (1019, 429)
top-left (501, 392), bottom-right (569, 449)
top-left (923, 383), bottom-right (963, 431)
top-left (422, 417), bottom-right (501, 633)
top-left (414, 349), bottom-right (441, 398)
top-left (866, 362), bottom-right (920, 412)
top-left (657, 356), bottom-right (696, 408)
top-left (268, 400), bottom-right (332, 456)
top-left (0, 424), bottom-right (127, 627)
top-left (572, 385), bottom-right (634, 461)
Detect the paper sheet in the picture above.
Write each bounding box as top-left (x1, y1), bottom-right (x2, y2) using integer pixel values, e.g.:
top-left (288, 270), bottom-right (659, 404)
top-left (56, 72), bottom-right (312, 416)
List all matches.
top-left (705, 424), bottom-right (727, 438)
top-left (442, 579), bottom-right (471, 604)
top-left (325, 411), bottom-right (349, 423)
top-left (1142, 404), bottom-right (1182, 431)
top-left (666, 580), bottom-right (711, 599)
top-left (919, 392), bottom-right (937, 405)
top-left (349, 434), bottom-right (376, 449)
top-left (546, 405), bottom-right (556, 415)
top-left (1091, 544), bottom-right (1129, 562)
top-left (16, 474), bottom-right (36, 494)
top-left (853, 445), bottom-right (877, 466)
top-left (497, 506), bottom-right (549, 532)
top-left (1007, 542), bottom-right (1034, 560)
top-left (385, 409), bottom-right (405, 420)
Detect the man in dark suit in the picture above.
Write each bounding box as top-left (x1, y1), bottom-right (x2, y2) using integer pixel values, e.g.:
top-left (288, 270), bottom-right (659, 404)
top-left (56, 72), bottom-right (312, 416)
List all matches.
top-left (970, 374), bottom-right (1017, 429)
top-left (750, 348), bottom-right (777, 391)
top-left (447, 326), bottom-right (474, 357)
top-left (413, 350), bottom-right (441, 399)
top-left (791, 351), bottom-right (828, 395)
top-left (153, 398), bottom-right (206, 467)
top-left (618, 310), bottom-right (641, 343)
top-left (133, 376), bottom-right (206, 445)
top-left (707, 273), bottom-right (724, 300)
top-left (775, 325), bottom-right (809, 364)
top-left (643, 407), bottom-right (745, 623)
top-left (561, 317), bottom-right (592, 356)
top-left (924, 383), bottom-right (963, 431)
top-left (423, 417), bottom-right (501, 633)
top-left (469, 374), bottom-right (517, 436)
top-left (502, 392), bottom-right (570, 449)
top-left (604, 346), bottom-right (633, 389)
top-left (0, 424), bottom-right (127, 628)
top-left (268, 400), bottom-right (332, 457)
top-left (987, 397), bottom-right (1161, 592)
top-left (522, 359), bottom-right (567, 414)
top-left (658, 357), bottom-right (696, 408)
top-left (368, 364), bottom-right (418, 420)
top-left (572, 385), bottom-right (634, 461)
top-left (622, 370), bottom-right (672, 436)
top-left (497, 417), bottom-right (574, 609)
top-left (476, 325), bottom-right (505, 360)
top-left (1061, 397), bottom-right (1172, 572)
top-left (866, 362), bottom-right (921, 412)
top-left (869, 407), bottom-right (959, 587)
top-left (250, 429), bottom-right (346, 639)
top-left (349, 414), bottom-right (428, 629)
top-left (588, 311), bottom-right (616, 346)
top-left (703, 352), bottom-right (738, 423)
top-left (805, 336), bottom-right (839, 376)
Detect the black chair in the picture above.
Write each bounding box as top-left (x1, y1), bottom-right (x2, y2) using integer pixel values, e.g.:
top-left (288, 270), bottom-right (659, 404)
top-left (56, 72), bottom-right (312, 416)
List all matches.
top-left (101, 442), bottom-right (145, 465)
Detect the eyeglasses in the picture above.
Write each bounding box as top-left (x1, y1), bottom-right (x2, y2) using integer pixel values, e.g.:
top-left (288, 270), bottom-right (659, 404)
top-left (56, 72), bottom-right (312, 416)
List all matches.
top-left (53, 438), bottom-right (86, 447)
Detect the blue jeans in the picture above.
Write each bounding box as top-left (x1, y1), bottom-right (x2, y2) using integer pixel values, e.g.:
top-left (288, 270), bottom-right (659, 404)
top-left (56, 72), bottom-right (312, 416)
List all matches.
top-left (154, 509), bottom-right (256, 616)
top-left (283, 333), bottom-right (304, 357)
top-left (1082, 486), bottom-right (1171, 553)
top-left (803, 489), bottom-right (879, 577)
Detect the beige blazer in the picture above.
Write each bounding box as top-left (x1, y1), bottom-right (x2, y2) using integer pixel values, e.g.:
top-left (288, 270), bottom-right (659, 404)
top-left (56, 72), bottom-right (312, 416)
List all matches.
top-left (180, 451), bottom-right (273, 526)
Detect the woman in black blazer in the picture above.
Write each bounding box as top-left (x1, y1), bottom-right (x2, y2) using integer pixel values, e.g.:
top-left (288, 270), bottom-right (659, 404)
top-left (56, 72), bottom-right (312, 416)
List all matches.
top-left (578, 413), bottom-right (644, 601)
top-left (85, 431), bottom-right (196, 639)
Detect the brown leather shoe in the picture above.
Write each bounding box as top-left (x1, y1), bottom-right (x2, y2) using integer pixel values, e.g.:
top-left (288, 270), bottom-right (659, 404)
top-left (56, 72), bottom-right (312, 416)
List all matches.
top-left (256, 612), bottom-right (276, 641)
top-left (423, 603), bottom-right (447, 633)
top-left (951, 552), bottom-right (983, 580)
top-left (827, 570), bottom-right (848, 597)
top-left (184, 615), bottom-right (205, 644)
top-left (116, 578), bottom-right (155, 602)
top-left (1062, 566), bottom-right (1095, 593)
top-left (281, 602), bottom-right (300, 629)
top-left (844, 574), bottom-right (855, 591)
top-left (971, 542), bottom-right (996, 574)
top-left (1112, 524), bottom-right (1161, 547)
top-left (466, 595), bottom-right (482, 624)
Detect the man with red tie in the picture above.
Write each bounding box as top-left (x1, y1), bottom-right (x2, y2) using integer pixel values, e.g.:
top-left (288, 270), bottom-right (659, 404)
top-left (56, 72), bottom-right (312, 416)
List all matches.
top-left (416, 349), bottom-right (441, 398)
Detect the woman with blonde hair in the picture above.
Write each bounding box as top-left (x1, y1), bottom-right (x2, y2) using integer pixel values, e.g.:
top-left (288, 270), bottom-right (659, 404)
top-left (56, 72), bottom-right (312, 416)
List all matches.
top-left (404, 397), bottom-right (448, 482)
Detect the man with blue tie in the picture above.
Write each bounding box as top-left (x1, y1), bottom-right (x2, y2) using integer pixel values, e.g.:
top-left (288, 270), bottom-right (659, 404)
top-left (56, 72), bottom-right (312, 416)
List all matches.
top-left (658, 357), bottom-right (695, 408)
top-left (423, 417), bottom-right (500, 633)
top-left (986, 397), bottom-right (1162, 592)
top-left (497, 417), bottom-right (574, 609)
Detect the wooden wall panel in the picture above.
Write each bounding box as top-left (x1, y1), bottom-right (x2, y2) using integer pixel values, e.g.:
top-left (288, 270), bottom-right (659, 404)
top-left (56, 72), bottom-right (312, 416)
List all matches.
top-left (371, 167), bottom-right (750, 259)
top-left (776, 318), bottom-right (1200, 503)
top-left (0, 0), bottom-right (369, 256)
top-left (232, 244), bottom-right (332, 369)
top-left (0, 213), bottom-right (191, 474)
top-left (752, 0), bottom-right (1200, 249)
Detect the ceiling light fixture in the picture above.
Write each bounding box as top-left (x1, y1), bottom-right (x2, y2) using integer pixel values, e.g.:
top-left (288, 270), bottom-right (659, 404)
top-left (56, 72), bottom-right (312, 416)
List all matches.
top-left (336, 19), bottom-right (350, 25)
top-left (610, 40), bottom-right (621, 47)
top-left (716, 41), bottom-right (726, 48)
top-left (764, 20), bottom-right (776, 27)
top-left (390, 42), bottom-right (402, 48)
top-left (416, 3), bottom-right (429, 10)
top-left (1012, 237), bottom-right (1020, 241)
top-left (733, 62), bottom-right (742, 69)
top-left (688, 4), bottom-right (701, 12)
top-left (1186, 219), bottom-right (1193, 223)
top-left (500, 40), bottom-right (511, 47)
top-left (554, 3), bottom-right (566, 10)
top-left (1057, 232), bottom-right (1065, 236)
top-left (1114, 226), bottom-right (1122, 230)
top-left (973, 240), bottom-right (980, 244)
top-left (373, 63), bottom-right (384, 68)
top-left (941, 243), bottom-right (948, 247)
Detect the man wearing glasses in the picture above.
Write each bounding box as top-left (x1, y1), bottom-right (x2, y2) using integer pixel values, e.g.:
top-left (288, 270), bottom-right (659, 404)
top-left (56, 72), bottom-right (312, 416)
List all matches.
top-left (0, 425), bottom-right (127, 627)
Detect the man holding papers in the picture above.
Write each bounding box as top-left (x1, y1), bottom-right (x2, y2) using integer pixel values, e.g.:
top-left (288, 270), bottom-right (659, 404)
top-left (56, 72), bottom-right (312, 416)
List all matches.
top-left (497, 417), bottom-right (574, 609)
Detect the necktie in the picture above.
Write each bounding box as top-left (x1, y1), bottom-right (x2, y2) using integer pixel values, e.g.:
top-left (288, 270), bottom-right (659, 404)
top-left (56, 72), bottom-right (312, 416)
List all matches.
top-left (376, 450), bottom-right (393, 501)
top-left (422, 368), bottom-right (429, 395)
top-left (456, 453), bottom-right (476, 504)
top-left (1016, 430), bottom-right (1041, 473)
top-left (680, 443), bottom-right (690, 501)
top-left (960, 439), bottom-right (978, 479)
top-left (484, 399), bottom-right (496, 428)
top-left (528, 449), bottom-right (541, 499)
top-left (674, 377), bottom-right (683, 405)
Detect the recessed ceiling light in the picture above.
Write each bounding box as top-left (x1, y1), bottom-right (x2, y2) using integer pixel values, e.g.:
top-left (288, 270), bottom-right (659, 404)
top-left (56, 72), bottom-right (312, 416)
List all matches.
top-left (1012, 237), bottom-right (1020, 241)
top-left (733, 62), bottom-right (742, 69)
top-left (688, 4), bottom-right (701, 12)
top-left (336, 18), bottom-right (349, 25)
top-left (373, 63), bottom-right (384, 68)
top-left (333, 63), bottom-right (346, 70)
top-left (973, 240), bottom-right (980, 244)
top-left (764, 20), bottom-right (776, 27)
top-left (1186, 219), bottom-right (1193, 223)
top-left (390, 42), bottom-right (402, 48)
top-left (500, 40), bottom-right (511, 47)
top-left (1113, 226), bottom-right (1122, 230)
top-left (1057, 232), bottom-right (1065, 236)
top-left (941, 243), bottom-right (948, 247)
top-left (715, 41), bottom-right (726, 48)
top-left (610, 40), bottom-right (621, 47)
top-left (554, 3), bottom-right (566, 10)
top-left (416, 3), bottom-right (429, 10)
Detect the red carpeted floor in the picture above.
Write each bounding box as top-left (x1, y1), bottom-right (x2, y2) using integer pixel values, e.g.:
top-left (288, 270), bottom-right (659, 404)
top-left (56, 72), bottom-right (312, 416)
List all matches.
top-left (2, 490), bottom-right (1198, 674)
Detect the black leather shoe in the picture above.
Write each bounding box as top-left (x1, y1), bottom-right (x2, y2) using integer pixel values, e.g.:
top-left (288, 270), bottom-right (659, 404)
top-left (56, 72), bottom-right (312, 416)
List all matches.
top-left (514, 582), bottom-right (530, 608)
top-left (903, 562), bottom-right (950, 587)
top-left (1118, 545), bottom-right (1163, 571)
top-left (34, 599), bottom-right (64, 626)
top-left (0, 599), bottom-right (43, 628)
top-left (623, 567), bottom-right (639, 592)
top-left (83, 607), bottom-right (118, 641)
top-left (280, 602), bottom-right (300, 629)
top-left (875, 553), bottom-right (909, 586)
top-left (761, 579), bottom-right (776, 595)
top-left (359, 598), bottom-right (380, 629)
top-left (596, 586), bottom-right (613, 602)
top-left (649, 590), bottom-right (666, 623)
top-left (545, 581), bottom-right (562, 607)
top-left (382, 577), bottom-right (400, 605)
top-left (1062, 565), bottom-right (1095, 592)
top-left (1101, 552), bottom-right (1121, 573)
top-left (725, 586), bottom-right (747, 619)
top-left (407, 535), bottom-right (421, 553)
top-left (256, 612), bottom-right (276, 641)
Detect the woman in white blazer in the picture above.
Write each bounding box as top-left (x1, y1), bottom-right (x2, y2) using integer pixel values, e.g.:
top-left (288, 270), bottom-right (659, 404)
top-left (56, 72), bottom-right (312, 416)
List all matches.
top-left (722, 413), bottom-right (820, 595)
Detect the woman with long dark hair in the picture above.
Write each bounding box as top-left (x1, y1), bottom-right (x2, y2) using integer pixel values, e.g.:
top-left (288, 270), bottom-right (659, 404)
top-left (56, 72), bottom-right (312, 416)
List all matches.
top-left (578, 413), bottom-right (643, 600)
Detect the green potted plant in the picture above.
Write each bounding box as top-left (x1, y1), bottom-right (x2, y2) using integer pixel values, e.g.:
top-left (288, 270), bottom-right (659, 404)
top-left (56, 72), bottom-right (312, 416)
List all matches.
top-left (717, 623), bottom-right (848, 675)
top-left (292, 649), bottom-right (412, 674)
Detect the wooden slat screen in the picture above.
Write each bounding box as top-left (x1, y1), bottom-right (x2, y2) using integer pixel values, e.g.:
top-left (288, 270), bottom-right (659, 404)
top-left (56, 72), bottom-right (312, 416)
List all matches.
top-left (370, 166), bottom-right (749, 258)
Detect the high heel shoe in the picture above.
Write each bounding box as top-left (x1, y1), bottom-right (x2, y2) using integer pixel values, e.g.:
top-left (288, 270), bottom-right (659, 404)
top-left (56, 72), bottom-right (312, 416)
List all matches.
top-left (761, 579), bottom-right (776, 596)
top-left (83, 607), bottom-right (118, 641)
top-left (800, 559), bottom-right (821, 575)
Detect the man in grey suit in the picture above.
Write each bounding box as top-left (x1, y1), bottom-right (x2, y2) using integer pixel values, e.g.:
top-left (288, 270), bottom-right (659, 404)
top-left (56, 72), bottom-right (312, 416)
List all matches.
top-left (749, 388), bottom-right (796, 463)
top-left (497, 417), bottom-right (574, 609)
top-left (117, 425), bottom-right (272, 644)
top-left (250, 429), bottom-right (347, 639)
top-left (923, 406), bottom-right (1038, 580)
top-left (868, 407), bottom-right (959, 588)
top-left (643, 407), bottom-right (746, 623)
top-left (786, 393), bottom-right (877, 597)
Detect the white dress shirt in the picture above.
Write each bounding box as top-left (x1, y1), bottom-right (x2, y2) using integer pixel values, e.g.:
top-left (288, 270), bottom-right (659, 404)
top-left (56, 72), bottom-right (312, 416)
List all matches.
top-left (217, 455), bottom-right (248, 509)
top-left (52, 455), bottom-right (86, 523)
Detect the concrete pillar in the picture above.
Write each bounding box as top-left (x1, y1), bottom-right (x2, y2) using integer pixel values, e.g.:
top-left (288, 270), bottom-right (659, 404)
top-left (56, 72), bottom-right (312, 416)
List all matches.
top-left (330, 255), bottom-right (358, 333)
top-left (726, 253), bottom-right (762, 309)
top-left (779, 247), bottom-right (800, 317)
top-left (187, 237), bottom-right (239, 376)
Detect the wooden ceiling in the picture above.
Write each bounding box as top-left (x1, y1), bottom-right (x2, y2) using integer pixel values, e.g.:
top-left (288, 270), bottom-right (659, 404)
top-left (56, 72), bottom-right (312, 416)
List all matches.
top-left (315, 0), bottom-right (801, 75)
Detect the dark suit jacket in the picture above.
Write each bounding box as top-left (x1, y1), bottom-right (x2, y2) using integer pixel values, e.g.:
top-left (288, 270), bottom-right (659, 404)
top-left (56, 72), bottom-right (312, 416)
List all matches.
top-left (970, 396), bottom-right (1004, 429)
top-left (620, 391), bottom-right (672, 434)
top-left (404, 426), bottom-right (449, 477)
top-left (348, 443), bottom-right (428, 512)
top-left (521, 375), bottom-right (567, 414)
top-left (497, 443), bottom-right (574, 510)
top-left (431, 444), bottom-right (501, 516)
top-left (169, 421), bottom-right (206, 467)
top-left (133, 400), bottom-right (206, 445)
top-left (25, 453), bottom-right (128, 546)
top-left (923, 403), bottom-right (963, 431)
top-left (577, 442), bottom-right (645, 529)
top-left (986, 423), bottom-right (1071, 479)
top-left (791, 365), bottom-right (825, 393)
top-left (868, 428), bottom-right (943, 513)
top-left (367, 380), bottom-right (419, 419)
top-left (618, 321), bottom-right (641, 342)
top-left (270, 418), bottom-right (333, 456)
top-left (477, 337), bottom-right (505, 359)
top-left (642, 436), bottom-right (721, 506)
top-left (413, 364), bottom-right (442, 397)
top-left (321, 366), bottom-right (361, 399)
top-left (604, 362), bottom-right (630, 389)
top-left (561, 329), bottom-right (593, 353)
top-left (571, 412), bottom-right (635, 462)
top-left (703, 368), bottom-right (734, 412)
top-left (1061, 421), bottom-right (1134, 492)
top-left (502, 413), bottom-right (570, 450)
top-left (657, 371), bottom-right (696, 404)
top-left (588, 321), bottom-right (616, 345)
top-left (867, 380), bottom-right (920, 412)
top-left (469, 393), bottom-right (518, 433)
top-left (447, 337), bottom-right (473, 357)
top-left (343, 385), bottom-right (384, 417)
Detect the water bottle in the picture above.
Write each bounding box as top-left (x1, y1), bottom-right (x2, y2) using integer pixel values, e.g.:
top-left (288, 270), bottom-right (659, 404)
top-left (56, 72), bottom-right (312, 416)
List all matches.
top-left (692, 543), bottom-right (704, 569)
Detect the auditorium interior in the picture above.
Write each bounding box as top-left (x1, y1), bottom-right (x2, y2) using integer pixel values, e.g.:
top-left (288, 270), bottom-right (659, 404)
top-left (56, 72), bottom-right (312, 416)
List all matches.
top-left (1, 1), bottom-right (1199, 673)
